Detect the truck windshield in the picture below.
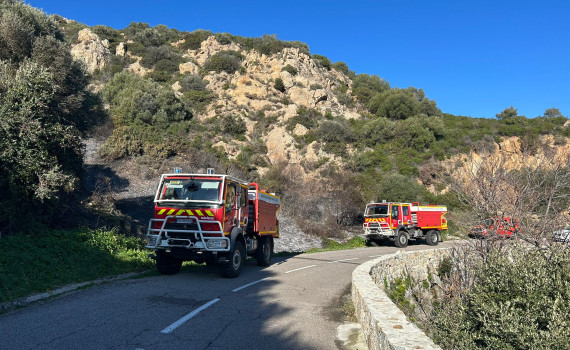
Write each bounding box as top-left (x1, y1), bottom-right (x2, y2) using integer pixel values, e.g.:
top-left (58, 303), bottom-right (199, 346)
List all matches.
top-left (366, 204), bottom-right (388, 217)
top-left (158, 179), bottom-right (221, 202)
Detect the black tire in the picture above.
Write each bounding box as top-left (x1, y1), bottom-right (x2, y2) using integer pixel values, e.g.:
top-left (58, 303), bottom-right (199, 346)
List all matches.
top-left (394, 230), bottom-right (409, 248)
top-left (255, 236), bottom-right (273, 267)
top-left (426, 230), bottom-right (439, 246)
top-left (156, 253), bottom-right (182, 275)
top-left (221, 240), bottom-right (245, 278)
top-left (365, 238), bottom-right (372, 247)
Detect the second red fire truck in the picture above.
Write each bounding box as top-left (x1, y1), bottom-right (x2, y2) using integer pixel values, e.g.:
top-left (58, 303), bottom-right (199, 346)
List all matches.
top-left (363, 201), bottom-right (447, 248)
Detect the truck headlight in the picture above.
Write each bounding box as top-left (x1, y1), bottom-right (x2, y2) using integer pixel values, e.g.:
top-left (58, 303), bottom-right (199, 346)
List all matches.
top-left (206, 239), bottom-right (227, 249)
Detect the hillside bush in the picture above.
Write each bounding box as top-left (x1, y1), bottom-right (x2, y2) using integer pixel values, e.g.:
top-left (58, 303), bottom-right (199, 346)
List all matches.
top-left (286, 107), bottom-right (321, 131)
top-left (312, 54), bottom-right (331, 70)
top-left (179, 29), bottom-right (213, 50)
top-left (203, 50), bottom-right (243, 74)
top-left (352, 74), bottom-right (390, 104)
top-left (178, 74), bottom-right (208, 92)
top-left (221, 115), bottom-right (247, 136)
top-left (430, 246), bottom-right (570, 349)
top-left (181, 89), bottom-right (216, 114)
top-left (274, 77), bottom-right (285, 92)
top-left (103, 71), bottom-right (190, 127)
top-left (281, 64), bottom-right (298, 76)
top-left (332, 61), bottom-right (349, 75)
top-left (0, 0), bottom-right (100, 232)
top-left (91, 25), bottom-right (121, 52)
top-left (122, 22), bottom-right (150, 37)
top-left (140, 45), bottom-right (179, 68)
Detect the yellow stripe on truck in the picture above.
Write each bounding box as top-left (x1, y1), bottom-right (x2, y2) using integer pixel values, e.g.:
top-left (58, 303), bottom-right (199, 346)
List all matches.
top-left (176, 210), bottom-right (185, 216)
top-left (195, 210), bottom-right (204, 216)
top-left (167, 209), bottom-right (175, 215)
top-left (158, 209), bottom-right (166, 215)
top-left (205, 210), bottom-right (214, 216)
top-left (186, 210), bottom-right (194, 216)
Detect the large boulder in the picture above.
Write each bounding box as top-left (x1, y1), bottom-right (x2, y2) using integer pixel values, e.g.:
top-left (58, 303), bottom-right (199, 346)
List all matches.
top-left (71, 28), bottom-right (111, 73)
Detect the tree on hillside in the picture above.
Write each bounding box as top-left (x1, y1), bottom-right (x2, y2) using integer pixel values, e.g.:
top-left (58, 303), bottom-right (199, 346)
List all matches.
top-left (495, 106), bottom-right (518, 120)
top-left (543, 107), bottom-right (563, 118)
top-left (0, 0), bottom-right (99, 232)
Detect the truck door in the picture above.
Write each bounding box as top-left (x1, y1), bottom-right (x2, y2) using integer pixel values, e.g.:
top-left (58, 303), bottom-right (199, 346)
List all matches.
top-left (402, 205), bottom-right (411, 226)
top-left (390, 204), bottom-right (401, 229)
top-left (224, 182), bottom-right (238, 234)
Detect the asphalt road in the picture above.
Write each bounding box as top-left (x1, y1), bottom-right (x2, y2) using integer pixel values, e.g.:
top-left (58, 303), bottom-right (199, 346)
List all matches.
top-left (0, 242), bottom-right (453, 350)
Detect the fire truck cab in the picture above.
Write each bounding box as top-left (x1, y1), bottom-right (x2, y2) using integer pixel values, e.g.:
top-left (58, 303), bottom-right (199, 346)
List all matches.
top-left (363, 201), bottom-right (447, 248)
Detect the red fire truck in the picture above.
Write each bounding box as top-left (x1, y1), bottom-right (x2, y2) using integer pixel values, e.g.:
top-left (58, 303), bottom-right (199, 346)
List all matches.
top-left (146, 171), bottom-right (280, 278)
top-left (363, 201), bottom-right (447, 248)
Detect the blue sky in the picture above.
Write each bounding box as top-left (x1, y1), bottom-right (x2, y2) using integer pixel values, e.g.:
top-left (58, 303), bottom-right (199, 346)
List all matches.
top-left (27, 0), bottom-right (570, 119)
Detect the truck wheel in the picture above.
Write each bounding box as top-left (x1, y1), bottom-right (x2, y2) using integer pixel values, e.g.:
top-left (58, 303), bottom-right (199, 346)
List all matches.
top-left (394, 230), bottom-right (409, 248)
top-left (221, 240), bottom-right (245, 278)
top-left (256, 236), bottom-right (273, 267)
top-left (426, 230), bottom-right (439, 246)
top-left (156, 253), bottom-right (182, 275)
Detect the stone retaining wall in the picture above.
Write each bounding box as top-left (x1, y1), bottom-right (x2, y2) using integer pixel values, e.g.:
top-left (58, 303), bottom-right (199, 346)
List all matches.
top-left (352, 248), bottom-right (451, 350)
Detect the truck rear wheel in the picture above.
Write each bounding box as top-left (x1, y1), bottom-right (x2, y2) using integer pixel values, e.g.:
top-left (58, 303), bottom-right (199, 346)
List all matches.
top-left (156, 253), bottom-right (182, 275)
top-left (256, 236), bottom-right (273, 267)
top-left (426, 230), bottom-right (439, 246)
top-left (394, 230), bottom-right (409, 248)
top-left (221, 240), bottom-right (245, 278)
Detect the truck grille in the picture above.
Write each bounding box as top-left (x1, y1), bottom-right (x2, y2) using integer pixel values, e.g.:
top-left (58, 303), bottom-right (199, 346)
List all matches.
top-left (164, 222), bottom-right (200, 239)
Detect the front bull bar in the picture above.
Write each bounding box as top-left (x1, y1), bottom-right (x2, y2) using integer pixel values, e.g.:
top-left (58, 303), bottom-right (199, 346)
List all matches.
top-left (146, 215), bottom-right (230, 252)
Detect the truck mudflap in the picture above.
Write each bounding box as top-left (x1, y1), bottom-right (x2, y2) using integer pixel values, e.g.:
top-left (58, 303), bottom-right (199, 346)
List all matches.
top-left (146, 215), bottom-right (230, 252)
top-left (363, 220), bottom-right (394, 237)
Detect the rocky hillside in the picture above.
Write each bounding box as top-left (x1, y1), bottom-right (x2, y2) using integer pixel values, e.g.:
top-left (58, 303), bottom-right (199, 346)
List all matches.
top-left (60, 20), bottom-right (570, 239)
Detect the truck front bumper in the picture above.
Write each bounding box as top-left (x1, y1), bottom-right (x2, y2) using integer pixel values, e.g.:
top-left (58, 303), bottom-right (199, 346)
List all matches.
top-left (146, 215), bottom-right (230, 252)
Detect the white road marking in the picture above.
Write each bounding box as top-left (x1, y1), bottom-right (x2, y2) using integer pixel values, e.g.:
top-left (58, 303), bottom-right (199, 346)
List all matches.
top-left (161, 298), bottom-right (220, 334)
top-left (232, 278), bottom-right (270, 292)
top-left (368, 255), bottom-right (383, 258)
top-left (328, 258), bottom-right (359, 264)
top-left (285, 265), bottom-right (317, 274)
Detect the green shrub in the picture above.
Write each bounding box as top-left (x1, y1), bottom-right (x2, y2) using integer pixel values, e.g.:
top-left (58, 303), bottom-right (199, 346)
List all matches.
top-left (140, 45), bottom-right (179, 68)
top-left (181, 89), bottom-right (216, 113)
top-left (203, 50), bottom-right (243, 74)
top-left (274, 77), bottom-right (285, 92)
top-left (91, 25), bottom-right (121, 52)
top-left (0, 1), bottom-right (100, 232)
top-left (332, 61), bottom-right (349, 74)
top-left (221, 115), bottom-right (247, 135)
top-left (352, 74), bottom-right (390, 104)
top-left (99, 124), bottom-right (178, 159)
top-left (281, 64), bottom-right (298, 76)
top-left (431, 247), bottom-right (570, 349)
top-left (178, 74), bottom-right (207, 92)
top-left (312, 54), bottom-right (331, 70)
top-left (286, 107), bottom-right (321, 131)
top-left (122, 22), bottom-right (150, 37)
top-left (103, 71), bottom-right (191, 127)
top-left (179, 29), bottom-right (213, 50)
